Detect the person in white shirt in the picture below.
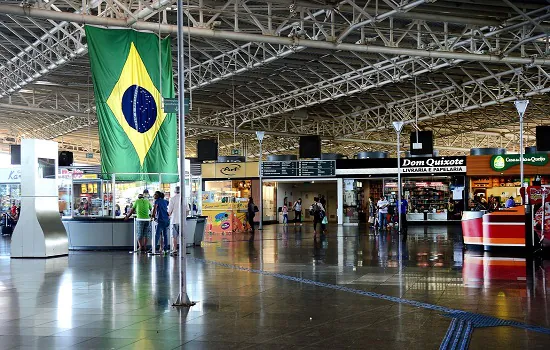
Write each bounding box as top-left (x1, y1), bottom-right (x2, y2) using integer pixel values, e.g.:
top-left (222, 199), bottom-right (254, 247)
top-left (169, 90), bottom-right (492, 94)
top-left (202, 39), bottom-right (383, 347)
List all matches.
top-left (168, 186), bottom-right (181, 255)
top-left (293, 198), bottom-right (303, 225)
top-left (377, 195), bottom-right (389, 230)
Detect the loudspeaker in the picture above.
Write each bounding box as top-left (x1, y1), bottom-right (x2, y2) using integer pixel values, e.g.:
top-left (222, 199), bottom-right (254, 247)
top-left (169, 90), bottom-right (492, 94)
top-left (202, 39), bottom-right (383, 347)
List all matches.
top-left (299, 135), bottom-right (321, 159)
top-left (410, 131), bottom-right (434, 156)
top-left (10, 145), bottom-right (20, 165)
top-left (536, 126), bottom-right (550, 151)
top-left (58, 151), bottom-right (74, 166)
top-left (197, 139), bottom-right (218, 161)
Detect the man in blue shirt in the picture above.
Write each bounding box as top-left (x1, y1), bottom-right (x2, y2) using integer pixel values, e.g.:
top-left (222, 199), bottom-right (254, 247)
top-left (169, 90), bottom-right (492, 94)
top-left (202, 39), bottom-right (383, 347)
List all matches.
top-left (505, 196), bottom-right (515, 208)
top-left (152, 191), bottom-right (170, 253)
top-left (398, 198), bottom-right (408, 233)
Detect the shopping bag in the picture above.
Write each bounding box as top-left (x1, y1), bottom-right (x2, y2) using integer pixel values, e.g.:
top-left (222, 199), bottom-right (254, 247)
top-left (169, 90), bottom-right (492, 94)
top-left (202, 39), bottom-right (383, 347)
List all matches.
top-left (368, 217), bottom-right (374, 224)
top-left (322, 216), bottom-right (328, 225)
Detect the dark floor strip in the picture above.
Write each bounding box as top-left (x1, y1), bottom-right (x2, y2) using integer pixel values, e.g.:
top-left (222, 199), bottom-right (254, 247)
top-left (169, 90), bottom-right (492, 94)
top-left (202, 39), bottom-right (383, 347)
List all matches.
top-left (191, 257), bottom-right (550, 337)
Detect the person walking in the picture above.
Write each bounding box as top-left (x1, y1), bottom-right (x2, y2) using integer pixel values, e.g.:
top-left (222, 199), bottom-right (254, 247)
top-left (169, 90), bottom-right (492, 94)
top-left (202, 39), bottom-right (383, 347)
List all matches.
top-left (282, 202), bottom-right (289, 225)
top-left (152, 191), bottom-right (170, 254)
top-left (124, 192), bottom-right (152, 252)
top-left (368, 196), bottom-right (376, 228)
top-left (248, 197), bottom-right (256, 235)
top-left (293, 198), bottom-right (303, 225)
top-left (377, 195), bottom-right (389, 231)
top-left (310, 197), bottom-right (326, 237)
top-left (168, 186), bottom-right (181, 255)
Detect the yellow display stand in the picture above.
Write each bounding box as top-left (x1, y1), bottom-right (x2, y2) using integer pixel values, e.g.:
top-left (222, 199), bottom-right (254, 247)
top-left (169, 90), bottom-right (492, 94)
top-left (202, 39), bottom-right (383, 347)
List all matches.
top-left (203, 201), bottom-right (248, 234)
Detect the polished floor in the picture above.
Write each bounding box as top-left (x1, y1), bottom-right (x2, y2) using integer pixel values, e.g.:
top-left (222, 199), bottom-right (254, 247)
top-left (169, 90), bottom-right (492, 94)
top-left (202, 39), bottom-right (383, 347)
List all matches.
top-left (0, 224), bottom-right (549, 349)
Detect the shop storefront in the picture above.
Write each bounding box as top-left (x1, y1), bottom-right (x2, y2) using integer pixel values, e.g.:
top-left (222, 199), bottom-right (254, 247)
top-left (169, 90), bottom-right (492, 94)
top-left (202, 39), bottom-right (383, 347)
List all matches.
top-left (399, 156), bottom-right (466, 222)
top-left (466, 153), bottom-right (550, 208)
top-left (201, 161), bottom-right (262, 234)
top-left (336, 156), bottom-right (467, 224)
top-left (0, 163), bottom-right (200, 250)
top-left (0, 167), bottom-right (21, 212)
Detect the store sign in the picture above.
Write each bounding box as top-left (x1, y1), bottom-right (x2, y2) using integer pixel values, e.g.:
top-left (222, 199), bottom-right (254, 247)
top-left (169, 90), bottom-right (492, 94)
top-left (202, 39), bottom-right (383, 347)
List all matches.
top-left (0, 168), bottom-right (21, 183)
top-left (202, 162), bottom-right (258, 179)
top-left (525, 186), bottom-right (550, 205)
top-left (400, 156), bottom-right (466, 174)
top-left (491, 154), bottom-right (549, 171)
top-left (215, 163), bottom-right (246, 178)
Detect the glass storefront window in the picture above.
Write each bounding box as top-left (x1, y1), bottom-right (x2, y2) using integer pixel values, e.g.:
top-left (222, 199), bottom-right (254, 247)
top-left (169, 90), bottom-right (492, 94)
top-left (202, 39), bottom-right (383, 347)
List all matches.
top-left (58, 175), bottom-right (72, 217)
top-left (0, 184), bottom-right (20, 213)
top-left (343, 179), bottom-right (361, 224)
top-left (263, 182), bottom-right (276, 221)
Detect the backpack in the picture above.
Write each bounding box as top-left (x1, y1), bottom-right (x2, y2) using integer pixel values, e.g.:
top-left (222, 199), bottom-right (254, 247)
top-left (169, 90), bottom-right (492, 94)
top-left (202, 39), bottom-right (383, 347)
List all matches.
top-left (309, 203), bottom-right (325, 220)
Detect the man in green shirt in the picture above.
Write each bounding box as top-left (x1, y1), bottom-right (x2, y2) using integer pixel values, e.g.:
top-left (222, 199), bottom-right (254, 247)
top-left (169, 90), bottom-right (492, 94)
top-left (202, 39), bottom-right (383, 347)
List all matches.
top-left (125, 193), bottom-right (152, 251)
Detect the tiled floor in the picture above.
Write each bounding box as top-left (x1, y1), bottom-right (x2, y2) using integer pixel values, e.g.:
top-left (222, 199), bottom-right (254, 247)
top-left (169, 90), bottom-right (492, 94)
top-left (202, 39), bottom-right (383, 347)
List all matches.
top-left (0, 224), bottom-right (549, 349)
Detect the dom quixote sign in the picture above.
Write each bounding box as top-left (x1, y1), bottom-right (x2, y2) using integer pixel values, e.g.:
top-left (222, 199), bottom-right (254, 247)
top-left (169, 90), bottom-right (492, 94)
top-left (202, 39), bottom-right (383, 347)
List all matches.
top-left (400, 156), bottom-right (466, 174)
top-left (491, 154), bottom-right (549, 171)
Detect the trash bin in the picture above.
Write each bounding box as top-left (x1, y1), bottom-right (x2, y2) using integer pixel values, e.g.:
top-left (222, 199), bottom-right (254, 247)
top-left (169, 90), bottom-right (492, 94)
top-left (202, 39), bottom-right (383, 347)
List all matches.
top-left (194, 216), bottom-right (207, 246)
top-left (185, 217), bottom-right (197, 247)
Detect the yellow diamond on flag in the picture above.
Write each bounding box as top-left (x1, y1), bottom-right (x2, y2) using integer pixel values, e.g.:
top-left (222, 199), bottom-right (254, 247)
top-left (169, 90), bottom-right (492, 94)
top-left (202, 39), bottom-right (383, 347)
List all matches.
top-left (107, 42), bottom-right (166, 166)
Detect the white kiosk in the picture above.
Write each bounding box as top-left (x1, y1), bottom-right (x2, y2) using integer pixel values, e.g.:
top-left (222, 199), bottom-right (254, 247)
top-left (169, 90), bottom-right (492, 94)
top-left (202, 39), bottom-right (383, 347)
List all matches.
top-left (11, 139), bottom-right (68, 258)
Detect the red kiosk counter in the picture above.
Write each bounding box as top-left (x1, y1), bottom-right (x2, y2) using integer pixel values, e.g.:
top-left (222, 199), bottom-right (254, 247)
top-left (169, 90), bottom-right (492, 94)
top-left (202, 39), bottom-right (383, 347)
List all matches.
top-left (462, 207), bottom-right (525, 249)
top-left (463, 186), bottom-right (550, 250)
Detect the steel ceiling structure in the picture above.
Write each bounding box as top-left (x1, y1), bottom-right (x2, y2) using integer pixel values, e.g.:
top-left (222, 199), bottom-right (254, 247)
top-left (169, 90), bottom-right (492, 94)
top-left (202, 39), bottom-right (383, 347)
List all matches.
top-left (0, 0), bottom-right (548, 164)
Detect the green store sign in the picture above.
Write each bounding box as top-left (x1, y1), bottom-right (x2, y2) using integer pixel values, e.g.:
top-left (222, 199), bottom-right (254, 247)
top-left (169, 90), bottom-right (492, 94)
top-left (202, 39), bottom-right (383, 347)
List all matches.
top-left (491, 154), bottom-right (549, 171)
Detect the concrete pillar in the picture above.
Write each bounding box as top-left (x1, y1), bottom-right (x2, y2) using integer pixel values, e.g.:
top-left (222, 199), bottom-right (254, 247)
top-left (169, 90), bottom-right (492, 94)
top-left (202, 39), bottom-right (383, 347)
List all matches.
top-left (11, 139), bottom-right (68, 258)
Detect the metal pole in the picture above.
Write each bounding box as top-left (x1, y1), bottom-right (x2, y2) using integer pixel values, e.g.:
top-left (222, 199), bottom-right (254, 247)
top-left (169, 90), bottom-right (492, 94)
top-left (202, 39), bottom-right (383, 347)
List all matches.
top-left (392, 121), bottom-right (404, 233)
top-left (173, 0), bottom-right (192, 307)
top-left (111, 173), bottom-right (116, 219)
top-left (520, 114), bottom-right (524, 187)
top-left (397, 131), bottom-right (402, 233)
top-left (259, 140), bottom-right (263, 230)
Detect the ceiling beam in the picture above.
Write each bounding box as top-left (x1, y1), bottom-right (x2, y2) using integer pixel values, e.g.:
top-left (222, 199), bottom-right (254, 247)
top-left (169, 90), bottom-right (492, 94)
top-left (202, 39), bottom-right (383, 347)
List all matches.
top-left (0, 5), bottom-right (547, 66)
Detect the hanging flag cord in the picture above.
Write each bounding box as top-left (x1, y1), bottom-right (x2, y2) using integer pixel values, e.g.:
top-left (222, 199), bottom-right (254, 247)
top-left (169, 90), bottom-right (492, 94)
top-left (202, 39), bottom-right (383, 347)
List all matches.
top-left (187, 0), bottom-right (193, 110)
top-left (415, 75), bottom-right (419, 144)
top-left (158, 10), bottom-right (162, 102)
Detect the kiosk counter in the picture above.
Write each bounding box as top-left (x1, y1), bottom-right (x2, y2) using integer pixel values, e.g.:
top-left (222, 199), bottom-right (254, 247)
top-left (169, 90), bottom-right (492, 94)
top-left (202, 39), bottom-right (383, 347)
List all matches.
top-left (462, 207), bottom-right (525, 249)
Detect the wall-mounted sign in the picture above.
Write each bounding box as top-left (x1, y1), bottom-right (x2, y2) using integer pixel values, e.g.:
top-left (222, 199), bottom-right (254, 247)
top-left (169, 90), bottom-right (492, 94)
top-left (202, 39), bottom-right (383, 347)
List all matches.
top-left (261, 160), bottom-right (336, 177)
top-left (0, 167), bottom-right (21, 183)
top-left (201, 162), bottom-right (259, 179)
top-left (400, 156), bottom-right (466, 174)
top-left (491, 154), bottom-right (549, 171)
top-left (216, 163), bottom-right (245, 178)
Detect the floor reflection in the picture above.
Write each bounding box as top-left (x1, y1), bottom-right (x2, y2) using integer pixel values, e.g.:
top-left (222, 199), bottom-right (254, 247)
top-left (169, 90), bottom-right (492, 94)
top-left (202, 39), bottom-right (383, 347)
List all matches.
top-left (0, 224), bottom-right (549, 349)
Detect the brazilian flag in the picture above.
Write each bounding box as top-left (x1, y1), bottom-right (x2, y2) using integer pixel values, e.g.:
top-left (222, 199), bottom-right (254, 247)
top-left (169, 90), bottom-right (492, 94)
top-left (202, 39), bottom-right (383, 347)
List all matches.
top-left (85, 26), bottom-right (177, 182)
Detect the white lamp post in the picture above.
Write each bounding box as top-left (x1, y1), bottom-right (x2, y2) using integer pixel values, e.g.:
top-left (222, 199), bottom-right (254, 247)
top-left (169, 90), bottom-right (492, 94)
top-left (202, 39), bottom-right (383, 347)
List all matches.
top-left (514, 100), bottom-right (529, 189)
top-left (173, 0), bottom-right (193, 307)
top-left (392, 121), bottom-right (405, 233)
top-left (256, 131), bottom-right (265, 230)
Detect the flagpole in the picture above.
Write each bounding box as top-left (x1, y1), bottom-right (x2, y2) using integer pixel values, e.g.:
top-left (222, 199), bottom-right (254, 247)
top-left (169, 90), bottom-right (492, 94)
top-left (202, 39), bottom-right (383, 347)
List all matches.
top-left (173, 0), bottom-right (193, 308)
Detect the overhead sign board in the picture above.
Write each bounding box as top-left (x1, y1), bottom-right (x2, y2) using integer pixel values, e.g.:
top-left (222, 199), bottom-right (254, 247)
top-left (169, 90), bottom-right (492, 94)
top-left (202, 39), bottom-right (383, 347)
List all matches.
top-left (262, 161), bottom-right (298, 177)
top-left (400, 156), bottom-right (466, 174)
top-left (163, 97), bottom-right (189, 114)
top-left (261, 160), bottom-right (335, 177)
top-left (491, 154), bottom-right (549, 171)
